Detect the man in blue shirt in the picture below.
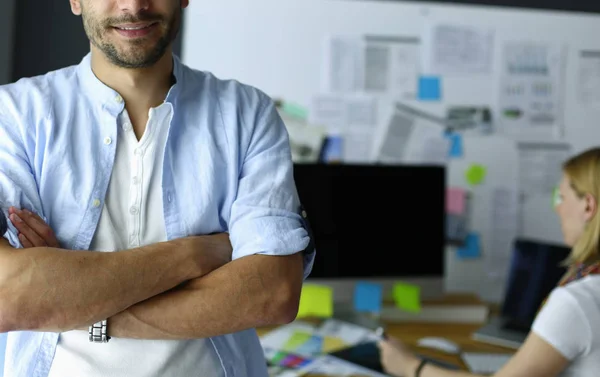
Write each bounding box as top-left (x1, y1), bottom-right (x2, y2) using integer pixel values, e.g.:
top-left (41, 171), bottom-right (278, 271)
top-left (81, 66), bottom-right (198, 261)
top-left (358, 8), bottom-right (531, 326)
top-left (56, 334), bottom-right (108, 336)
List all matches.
top-left (0, 0), bottom-right (314, 376)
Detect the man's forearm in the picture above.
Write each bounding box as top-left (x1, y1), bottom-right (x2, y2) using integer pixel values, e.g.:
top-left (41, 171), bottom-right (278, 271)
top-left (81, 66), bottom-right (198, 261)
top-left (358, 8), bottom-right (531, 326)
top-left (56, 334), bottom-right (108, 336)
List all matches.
top-left (0, 238), bottom-right (204, 333)
top-left (106, 253), bottom-right (305, 340)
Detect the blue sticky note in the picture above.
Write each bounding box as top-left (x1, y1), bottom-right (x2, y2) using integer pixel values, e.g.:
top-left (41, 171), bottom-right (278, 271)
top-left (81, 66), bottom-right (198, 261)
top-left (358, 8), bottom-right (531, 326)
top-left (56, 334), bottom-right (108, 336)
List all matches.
top-left (354, 282), bottom-right (383, 313)
top-left (446, 133), bottom-right (463, 158)
top-left (418, 76), bottom-right (442, 101)
top-left (457, 232), bottom-right (481, 259)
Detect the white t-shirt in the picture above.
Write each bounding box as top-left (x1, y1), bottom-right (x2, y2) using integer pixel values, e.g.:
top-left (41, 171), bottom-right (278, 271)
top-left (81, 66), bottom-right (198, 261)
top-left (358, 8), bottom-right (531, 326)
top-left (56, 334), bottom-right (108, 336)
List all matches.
top-left (532, 275), bottom-right (600, 377)
top-left (48, 104), bottom-right (224, 377)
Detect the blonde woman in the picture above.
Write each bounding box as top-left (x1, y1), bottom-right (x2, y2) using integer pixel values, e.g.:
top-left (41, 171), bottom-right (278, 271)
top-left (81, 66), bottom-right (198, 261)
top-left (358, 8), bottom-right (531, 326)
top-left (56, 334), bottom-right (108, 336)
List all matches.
top-left (379, 147), bottom-right (600, 377)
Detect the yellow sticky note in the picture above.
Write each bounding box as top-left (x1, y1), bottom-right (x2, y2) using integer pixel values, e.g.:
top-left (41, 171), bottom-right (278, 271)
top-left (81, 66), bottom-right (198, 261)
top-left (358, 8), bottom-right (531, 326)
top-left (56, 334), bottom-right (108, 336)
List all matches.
top-left (465, 164), bottom-right (487, 186)
top-left (393, 282), bottom-right (421, 313)
top-left (322, 336), bottom-right (347, 353)
top-left (297, 284), bottom-right (333, 318)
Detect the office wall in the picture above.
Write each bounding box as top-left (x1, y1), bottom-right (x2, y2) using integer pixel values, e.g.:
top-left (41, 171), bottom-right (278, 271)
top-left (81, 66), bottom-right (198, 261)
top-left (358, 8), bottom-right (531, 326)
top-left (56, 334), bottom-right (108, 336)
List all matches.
top-left (11, 0), bottom-right (184, 80)
top-left (0, 0), bottom-right (16, 85)
top-left (180, 0), bottom-right (600, 302)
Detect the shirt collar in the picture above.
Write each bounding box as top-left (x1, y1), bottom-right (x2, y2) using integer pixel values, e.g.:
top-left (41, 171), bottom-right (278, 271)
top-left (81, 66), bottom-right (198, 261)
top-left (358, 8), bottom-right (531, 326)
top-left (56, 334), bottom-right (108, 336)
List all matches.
top-left (76, 52), bottom-right (184, 113)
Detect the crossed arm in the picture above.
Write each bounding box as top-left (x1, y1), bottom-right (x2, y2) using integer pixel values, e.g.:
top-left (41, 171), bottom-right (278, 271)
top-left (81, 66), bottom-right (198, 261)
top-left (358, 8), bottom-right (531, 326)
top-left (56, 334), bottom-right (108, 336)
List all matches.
top-left (0, 209), bottom-right (304, 339)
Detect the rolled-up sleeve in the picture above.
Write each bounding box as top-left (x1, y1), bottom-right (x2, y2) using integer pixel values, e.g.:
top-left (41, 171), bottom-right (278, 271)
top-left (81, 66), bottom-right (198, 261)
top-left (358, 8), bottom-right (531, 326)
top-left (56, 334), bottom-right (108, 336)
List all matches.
top-left (229, 96), bottom-right (315, 279)
top-left (0, 115), bottom-right (45, 248)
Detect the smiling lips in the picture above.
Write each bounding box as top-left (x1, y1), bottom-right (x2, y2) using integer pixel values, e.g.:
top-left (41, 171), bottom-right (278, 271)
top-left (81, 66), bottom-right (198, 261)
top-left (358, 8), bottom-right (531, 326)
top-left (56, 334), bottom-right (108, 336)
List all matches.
top-left (113, 22), bottom-right (158, 38)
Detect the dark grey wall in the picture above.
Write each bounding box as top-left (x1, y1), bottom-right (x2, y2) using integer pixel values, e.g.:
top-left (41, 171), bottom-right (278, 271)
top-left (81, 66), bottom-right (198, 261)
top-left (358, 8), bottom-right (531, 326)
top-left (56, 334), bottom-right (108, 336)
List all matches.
top-left (11, 0), bottom-right (184, 81)
top-left (0, 0), bottom-right (16, 84)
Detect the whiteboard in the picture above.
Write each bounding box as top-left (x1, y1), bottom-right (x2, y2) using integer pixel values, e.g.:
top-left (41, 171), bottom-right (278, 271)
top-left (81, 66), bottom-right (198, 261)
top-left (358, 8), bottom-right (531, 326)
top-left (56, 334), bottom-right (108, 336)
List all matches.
top-left (180, 0), bottom-right (600, 302)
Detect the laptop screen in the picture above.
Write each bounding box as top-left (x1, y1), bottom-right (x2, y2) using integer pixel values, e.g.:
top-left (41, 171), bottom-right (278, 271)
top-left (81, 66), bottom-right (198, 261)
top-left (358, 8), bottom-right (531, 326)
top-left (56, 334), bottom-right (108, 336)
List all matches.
top-left (501, 239), bottom-right (571, 330)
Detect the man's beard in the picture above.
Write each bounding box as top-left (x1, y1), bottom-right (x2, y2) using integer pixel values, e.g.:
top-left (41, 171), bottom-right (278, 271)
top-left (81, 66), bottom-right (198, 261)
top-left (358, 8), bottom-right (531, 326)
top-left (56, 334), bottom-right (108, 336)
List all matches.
top-left (82, 9), bottom-right (181, 69)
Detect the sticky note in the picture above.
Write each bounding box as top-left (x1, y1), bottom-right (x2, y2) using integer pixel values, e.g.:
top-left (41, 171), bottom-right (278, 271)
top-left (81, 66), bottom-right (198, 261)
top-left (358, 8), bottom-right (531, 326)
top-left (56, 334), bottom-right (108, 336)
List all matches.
top-left (283, 331), bottom-right (312, 352)
top-left (322, 336), bottom-right (347, 353)
top-left (446, 133), bottom-right (463, 158)
top-left (465, 164), bottom-right (487, 186)
top-left (446, 188), bottom-right (466, 215)
top-left (457, 232), bottom-right (481, 259)
top-left (392, 282), bottom-right (421, 313)
top-left (297, 284), bottom-right (333, 318)
top-left (353, 282), bottom-right (383, 314)
top-left (418, 76), bottom-right (442, 101)
top-left (282, 102), bottom-right (309, 120)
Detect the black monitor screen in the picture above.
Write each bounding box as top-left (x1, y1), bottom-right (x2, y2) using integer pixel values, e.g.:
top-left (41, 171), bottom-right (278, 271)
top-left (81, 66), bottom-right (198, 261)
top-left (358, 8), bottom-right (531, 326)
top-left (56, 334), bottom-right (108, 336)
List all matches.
top-left (501, 239), bottom-right (570, 330)
top-left (293, 163), bottom-right (445, 279)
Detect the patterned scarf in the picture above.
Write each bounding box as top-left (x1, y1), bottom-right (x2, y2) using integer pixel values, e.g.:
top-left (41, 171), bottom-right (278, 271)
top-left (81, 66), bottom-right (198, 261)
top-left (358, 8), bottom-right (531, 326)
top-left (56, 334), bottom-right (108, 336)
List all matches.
top-left (539, 261), bottom-right (600, 310)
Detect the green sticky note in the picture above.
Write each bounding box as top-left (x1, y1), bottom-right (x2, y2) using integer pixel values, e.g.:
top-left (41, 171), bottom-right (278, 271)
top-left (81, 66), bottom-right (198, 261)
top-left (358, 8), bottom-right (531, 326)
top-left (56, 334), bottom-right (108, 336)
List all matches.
top-left (393, 282), bottom-right (421, 313)
top-left (282, 331), bottom-right (312, 352)
top-left (297, 284), bottom-right (333, 318)
top-left (282, 102), bottom-right (309, 120)
top-left (465, 164), bottom-right (487, 186)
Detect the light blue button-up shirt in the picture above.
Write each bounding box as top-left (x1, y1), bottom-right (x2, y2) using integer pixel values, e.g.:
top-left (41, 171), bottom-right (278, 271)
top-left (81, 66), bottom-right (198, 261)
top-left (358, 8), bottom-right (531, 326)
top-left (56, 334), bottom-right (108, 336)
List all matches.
top-left (0, 53), bottom-right (314, 377)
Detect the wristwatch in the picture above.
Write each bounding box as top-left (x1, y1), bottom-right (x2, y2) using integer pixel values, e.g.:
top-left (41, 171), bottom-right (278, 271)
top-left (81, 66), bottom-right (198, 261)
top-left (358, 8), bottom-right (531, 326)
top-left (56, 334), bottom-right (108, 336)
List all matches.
top-left (89, 320), bottom-right (110, 343)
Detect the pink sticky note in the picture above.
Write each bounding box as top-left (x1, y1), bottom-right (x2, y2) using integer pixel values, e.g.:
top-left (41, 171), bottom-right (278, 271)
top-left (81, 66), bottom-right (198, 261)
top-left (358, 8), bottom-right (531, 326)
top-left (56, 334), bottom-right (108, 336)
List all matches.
top-left (446, 188), bottom-right (466, 215)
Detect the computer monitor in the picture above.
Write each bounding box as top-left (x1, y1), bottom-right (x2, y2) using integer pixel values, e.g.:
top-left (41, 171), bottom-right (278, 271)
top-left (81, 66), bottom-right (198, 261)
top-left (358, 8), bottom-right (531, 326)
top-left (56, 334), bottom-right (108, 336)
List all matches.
top-left (293, 163), bottom-right (446, 301)
top-left (472, 238), bottom-right (571, 348)
top-left (501, 238), bottom-right (571, 330)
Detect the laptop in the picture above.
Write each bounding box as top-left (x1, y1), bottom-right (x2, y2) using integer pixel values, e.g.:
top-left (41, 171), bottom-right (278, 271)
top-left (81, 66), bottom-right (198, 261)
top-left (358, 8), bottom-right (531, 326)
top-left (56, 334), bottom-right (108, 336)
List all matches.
top-left (472, 238), bottom-right (570, 349)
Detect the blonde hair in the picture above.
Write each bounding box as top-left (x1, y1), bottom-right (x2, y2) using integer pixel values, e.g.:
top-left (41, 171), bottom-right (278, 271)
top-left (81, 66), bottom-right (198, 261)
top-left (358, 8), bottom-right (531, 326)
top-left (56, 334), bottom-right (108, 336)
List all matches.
top-left (563, 147), bottom-right (600, 265)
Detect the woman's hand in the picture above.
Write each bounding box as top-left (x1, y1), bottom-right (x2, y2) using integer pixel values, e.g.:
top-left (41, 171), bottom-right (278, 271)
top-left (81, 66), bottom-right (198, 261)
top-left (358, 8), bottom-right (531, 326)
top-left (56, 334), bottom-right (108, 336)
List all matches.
top-left (8, 207), bottom-right (60, 248)
top-left (378, 336), bottom-right (422, 377)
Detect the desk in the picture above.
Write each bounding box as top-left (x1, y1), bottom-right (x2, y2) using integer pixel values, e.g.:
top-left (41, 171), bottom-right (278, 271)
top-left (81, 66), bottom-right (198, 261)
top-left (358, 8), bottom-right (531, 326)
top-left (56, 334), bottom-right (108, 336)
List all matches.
top-left (258, 315), bottom-right (515, 374)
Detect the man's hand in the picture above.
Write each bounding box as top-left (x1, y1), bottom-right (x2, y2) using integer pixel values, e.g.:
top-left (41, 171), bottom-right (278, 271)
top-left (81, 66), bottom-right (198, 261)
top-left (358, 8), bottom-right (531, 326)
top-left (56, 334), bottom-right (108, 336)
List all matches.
top-left (8, 206), bottom-right (60, 248)
top-left (6, 206), bottom-right (233, 278)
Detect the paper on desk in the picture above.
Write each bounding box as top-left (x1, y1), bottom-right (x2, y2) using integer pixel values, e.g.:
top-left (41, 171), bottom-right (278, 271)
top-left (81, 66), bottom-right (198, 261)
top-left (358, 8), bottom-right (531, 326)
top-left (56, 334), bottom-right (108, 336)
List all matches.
top-left (260, 321), bottom-right (318, 351)
top-left (422, 22), bottom-right (494, 75)
top-left (518, 142), bottom-right (571, 197)
top-left (296, 355), bottom-right (389, 377)
top-left (316, 319), bottom-right (380, 345)
top-left (577, 50), bottom-right (600, 107)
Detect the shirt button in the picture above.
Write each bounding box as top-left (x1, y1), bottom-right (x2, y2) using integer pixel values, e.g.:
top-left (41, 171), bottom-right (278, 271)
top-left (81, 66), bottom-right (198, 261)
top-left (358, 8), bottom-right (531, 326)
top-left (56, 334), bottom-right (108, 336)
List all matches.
top-left (115, 95), bottom-right (123, 103)
top-left (123, 123), bottom-right (132, 132)
top-left (132, 176), bottom-right (140, 185)
top-left (134, 148), bottom-right (144, 156)
top-left (129, 206), bottom-right (139, 215)
top-left (167, 194), bottom-right (172, 203)
top-left (92, 199), bottom-right (101, 208)
top-left (104, 137), bottom-right (112, 145)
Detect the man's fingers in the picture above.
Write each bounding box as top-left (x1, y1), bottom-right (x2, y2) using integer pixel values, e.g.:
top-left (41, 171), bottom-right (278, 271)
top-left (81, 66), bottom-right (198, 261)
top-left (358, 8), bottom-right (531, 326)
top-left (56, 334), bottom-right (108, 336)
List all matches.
top-left (18, 234), bottom-right (34, 248)
top-left (15, 209), bottom-right (59, 247)
top-left (9, 213), bottom-right (46, 247)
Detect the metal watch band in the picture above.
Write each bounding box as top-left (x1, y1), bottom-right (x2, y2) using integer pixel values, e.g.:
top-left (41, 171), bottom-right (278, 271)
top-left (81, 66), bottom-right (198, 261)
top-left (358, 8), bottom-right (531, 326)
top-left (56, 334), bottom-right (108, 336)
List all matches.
top-left (89, 320), bottom-right (110, 343)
